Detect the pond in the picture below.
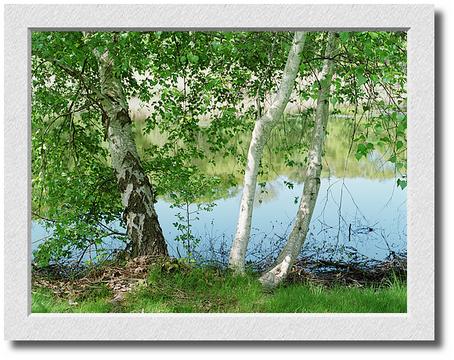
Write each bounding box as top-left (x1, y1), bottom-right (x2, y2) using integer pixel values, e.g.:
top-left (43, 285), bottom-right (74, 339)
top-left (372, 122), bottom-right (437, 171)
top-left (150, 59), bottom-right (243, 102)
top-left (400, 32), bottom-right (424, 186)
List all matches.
top-left (32, 116), bottom-right (407, 265)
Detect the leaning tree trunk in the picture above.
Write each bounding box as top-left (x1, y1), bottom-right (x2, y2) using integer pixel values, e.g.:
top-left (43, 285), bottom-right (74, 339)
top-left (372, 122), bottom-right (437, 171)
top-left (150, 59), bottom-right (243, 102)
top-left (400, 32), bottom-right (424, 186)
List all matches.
top-left (229, 32), bottom-right (306, 273)
top-left (96, 48), bottom-right (168, 258)
top-left (260, 32), bottom-right (338, 289)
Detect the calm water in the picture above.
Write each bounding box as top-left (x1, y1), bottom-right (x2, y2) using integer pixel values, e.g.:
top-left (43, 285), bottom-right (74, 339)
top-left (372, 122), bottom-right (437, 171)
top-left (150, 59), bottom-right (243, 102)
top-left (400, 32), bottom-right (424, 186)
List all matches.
top-left (155, 175), bottom-right (406, 263)
top-left (32, 117), bottom-right (407, 264)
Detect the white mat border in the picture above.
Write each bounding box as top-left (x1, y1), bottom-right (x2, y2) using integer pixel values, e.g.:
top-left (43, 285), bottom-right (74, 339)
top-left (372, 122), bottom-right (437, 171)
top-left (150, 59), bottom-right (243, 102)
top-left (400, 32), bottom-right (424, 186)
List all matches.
top-left (4, 4), bottom-right (434, 341)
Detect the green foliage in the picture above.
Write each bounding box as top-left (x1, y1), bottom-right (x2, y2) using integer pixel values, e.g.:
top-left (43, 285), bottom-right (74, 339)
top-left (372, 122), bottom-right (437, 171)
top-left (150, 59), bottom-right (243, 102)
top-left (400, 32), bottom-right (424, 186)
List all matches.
top-left (397, 178), bottom-right (407, 190)
top-left (32, 30), bottom-right (407, 266)
top-left (335, 32), bottom-right (407, 186)
top-left (31, 30), bottom-right (298, 265)
top-left (355, 142), bottom-right (374, 160)
top-left (32, 107), bottom-right (125, 265)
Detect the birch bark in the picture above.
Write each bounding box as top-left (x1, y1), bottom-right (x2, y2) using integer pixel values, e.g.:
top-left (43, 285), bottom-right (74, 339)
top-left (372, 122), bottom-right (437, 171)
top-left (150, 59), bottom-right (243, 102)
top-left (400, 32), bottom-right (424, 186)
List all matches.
top-left (259, 32), bottom-right (338, 288)
top-left (96, 48), bottom-right (168, 258)
top-left (228, 32), bottom-right (306, 273)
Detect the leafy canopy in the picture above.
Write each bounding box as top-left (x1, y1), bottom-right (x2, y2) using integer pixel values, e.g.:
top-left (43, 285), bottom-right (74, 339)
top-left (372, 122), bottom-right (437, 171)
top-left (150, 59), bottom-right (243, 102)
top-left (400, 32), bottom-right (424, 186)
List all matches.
top-left (32, 31), bottom-right (407, 265)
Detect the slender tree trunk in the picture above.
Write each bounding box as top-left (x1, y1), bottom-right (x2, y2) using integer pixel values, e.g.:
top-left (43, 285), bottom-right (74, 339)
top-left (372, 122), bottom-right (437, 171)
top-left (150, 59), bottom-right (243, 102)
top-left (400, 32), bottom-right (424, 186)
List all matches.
top-left (228, 32), bottom-right (306, 273)
top-left (97, 48), bottom-right (168, 258)
top-left (259, 32), bottom-right (338, 289)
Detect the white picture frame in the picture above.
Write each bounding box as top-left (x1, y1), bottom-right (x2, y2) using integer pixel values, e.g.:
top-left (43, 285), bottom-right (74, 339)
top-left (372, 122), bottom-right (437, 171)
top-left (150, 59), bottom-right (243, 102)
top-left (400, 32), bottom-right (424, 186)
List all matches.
top-left (4, 4), bottom-right (434, 341)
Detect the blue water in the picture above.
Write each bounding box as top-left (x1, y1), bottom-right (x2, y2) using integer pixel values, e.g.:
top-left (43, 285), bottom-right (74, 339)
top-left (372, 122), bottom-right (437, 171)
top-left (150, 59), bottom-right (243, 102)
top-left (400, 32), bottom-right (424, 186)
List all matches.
top-left (32, 175), bottom-right (406, 264)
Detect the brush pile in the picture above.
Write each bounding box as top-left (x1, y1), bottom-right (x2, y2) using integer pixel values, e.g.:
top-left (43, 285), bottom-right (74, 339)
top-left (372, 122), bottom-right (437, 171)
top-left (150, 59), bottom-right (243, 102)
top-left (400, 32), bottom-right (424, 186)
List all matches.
top-left (287, 254), bottom-right (407, 287)
top-left (32, 256), bottom-right (158, 301)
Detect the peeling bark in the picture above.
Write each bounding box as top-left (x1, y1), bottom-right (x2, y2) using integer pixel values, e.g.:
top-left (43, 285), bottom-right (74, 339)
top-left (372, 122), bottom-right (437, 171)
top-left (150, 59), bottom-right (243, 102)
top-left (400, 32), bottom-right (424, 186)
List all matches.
top-left (96, 47), bottom-right (168, 258)
top-left (228, 32), bottom-right (306, 273)
top-left (260, 33), bottom-right (338, 289)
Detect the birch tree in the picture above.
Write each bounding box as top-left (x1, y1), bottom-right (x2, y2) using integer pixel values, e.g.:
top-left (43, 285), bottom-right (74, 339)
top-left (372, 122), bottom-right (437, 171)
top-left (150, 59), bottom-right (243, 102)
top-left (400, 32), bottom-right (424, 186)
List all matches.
top-left (228, 32), bottom-right (306, 273)
top-left (94, 39), bottom-right (168, 257)
top-left (32, 32), bottom-right (169, 260)
top-left (259, 32), bottom-right (338, 288)
top-left (32, 31), bottom-right (291, 264)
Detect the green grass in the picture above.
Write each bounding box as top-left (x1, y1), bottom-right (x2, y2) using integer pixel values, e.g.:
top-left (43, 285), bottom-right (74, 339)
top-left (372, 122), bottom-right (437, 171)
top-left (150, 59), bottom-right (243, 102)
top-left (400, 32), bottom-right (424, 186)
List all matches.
top-left (32, 266), bottom-right (407, 313)
top-left (32, 289), bottom-right (115, 313)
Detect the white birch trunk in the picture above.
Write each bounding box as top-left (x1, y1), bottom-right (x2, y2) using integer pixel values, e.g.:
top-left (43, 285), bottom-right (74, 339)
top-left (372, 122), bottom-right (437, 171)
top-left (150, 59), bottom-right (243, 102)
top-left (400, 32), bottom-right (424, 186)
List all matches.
top-left (259, 32), bottom-right (338, 289)
top-left (228, 32), bottom-right (306, 273)
top-left (97, 48), bottom-right (168, 258)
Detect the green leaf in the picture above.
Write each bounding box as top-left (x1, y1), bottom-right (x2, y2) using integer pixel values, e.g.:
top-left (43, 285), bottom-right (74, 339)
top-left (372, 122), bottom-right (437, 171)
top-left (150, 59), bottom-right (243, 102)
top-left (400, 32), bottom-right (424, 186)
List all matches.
top-left (397, 179), bottom-right (407, 190)
top-left (188, 53), bottom-right (199, 64)
top-left (357, 74), bottom-right (367, 87)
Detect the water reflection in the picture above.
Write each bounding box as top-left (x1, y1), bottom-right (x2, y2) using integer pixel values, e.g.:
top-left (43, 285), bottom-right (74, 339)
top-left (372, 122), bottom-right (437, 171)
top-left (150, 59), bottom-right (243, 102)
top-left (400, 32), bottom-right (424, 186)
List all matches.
top-left (32, 116), bottom-right (406, 264)
top-left (156, 175), bottom-right (406, 263)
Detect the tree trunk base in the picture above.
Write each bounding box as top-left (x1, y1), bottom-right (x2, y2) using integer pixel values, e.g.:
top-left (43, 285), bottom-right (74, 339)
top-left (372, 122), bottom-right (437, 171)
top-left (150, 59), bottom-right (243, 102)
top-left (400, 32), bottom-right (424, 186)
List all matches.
top-left (259, 255), bottom-right (292, 290)
top-left (228, 256), bottom-right (246, 275)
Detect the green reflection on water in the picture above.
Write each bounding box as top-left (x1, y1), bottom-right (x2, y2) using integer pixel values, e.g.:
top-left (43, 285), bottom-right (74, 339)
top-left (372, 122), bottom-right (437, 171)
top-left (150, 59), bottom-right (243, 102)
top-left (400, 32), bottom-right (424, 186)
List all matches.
top-left (134, 113), bottom-right (398, 202)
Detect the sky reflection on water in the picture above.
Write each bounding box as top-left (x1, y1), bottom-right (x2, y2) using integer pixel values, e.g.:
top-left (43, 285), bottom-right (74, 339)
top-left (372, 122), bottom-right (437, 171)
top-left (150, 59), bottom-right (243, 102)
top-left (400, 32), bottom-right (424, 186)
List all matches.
top-left (155, 175), bottom-right (406, 263)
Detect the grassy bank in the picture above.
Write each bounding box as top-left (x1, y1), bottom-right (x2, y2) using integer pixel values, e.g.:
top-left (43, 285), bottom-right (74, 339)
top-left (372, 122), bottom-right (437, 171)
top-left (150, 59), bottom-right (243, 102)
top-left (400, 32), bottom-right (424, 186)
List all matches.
top-left (32, 265), bottom-right (406, 313)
